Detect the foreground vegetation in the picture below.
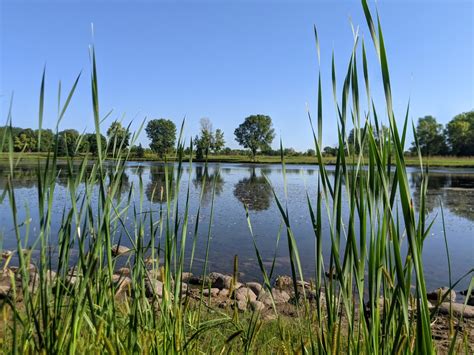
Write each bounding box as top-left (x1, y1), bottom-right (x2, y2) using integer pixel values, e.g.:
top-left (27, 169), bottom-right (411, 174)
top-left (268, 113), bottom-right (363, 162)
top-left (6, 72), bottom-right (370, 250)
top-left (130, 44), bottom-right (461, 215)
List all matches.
top-left (0, 1), bottom-right (473, 353)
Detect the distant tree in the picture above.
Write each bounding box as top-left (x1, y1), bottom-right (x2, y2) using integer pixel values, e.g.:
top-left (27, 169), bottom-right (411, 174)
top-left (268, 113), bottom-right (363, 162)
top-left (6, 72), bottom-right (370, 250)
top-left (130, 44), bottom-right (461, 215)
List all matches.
top-left (35, 129), bottom-right (54, 152)
top-left (14, 129), bottom-right (37, 152)
top-left (195, 118), bottom-right (214, 160)
top-left (212, 129), bottom-right (225, 153)
top-left (82, 133), bottom-right (106, 155)
top-left (323, 146), bottom-right (337, 157)
top-left (306, 148), bottom-right (315, 156)
top-left (145, 119), bottom-right (176, 158)
top-left (445, 111), bottom-right (474, 156)
top-left (234, 114), bottom-right (275, 159)
top-left (57, 129), bottom-right (80, 157)
top-left (107, 121), bottom-right (130, 150)
top-left (135, 143), bottom-right (145, 158)
top-left (411, 116), bottom-right (447, 156)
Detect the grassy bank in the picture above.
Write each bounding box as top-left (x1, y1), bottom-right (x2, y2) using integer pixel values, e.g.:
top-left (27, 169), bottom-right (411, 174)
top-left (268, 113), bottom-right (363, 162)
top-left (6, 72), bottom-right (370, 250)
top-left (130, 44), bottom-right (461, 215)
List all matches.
top-left (1, 1), bottom-right (473, 353)
top-left (1, 152), bottom-right (473, 168)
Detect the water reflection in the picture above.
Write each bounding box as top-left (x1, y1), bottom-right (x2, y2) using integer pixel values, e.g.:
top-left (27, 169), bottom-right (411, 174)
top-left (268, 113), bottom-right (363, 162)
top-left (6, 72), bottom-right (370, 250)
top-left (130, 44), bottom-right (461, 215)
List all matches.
top-left (192, 165), bottom-right (224, 206)
top-left (411, 172), bottom-right (474, 222)
top-left (145, 165), bottom-right (175, 203)
top-left (233, 167), bottom-right (273, 211)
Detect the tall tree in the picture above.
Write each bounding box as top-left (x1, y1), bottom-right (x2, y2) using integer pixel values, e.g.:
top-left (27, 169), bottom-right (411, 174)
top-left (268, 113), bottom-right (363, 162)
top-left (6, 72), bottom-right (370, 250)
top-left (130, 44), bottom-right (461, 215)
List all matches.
top-left (212, 129), bottom-right (225, 153)
top-left (195, 118), bottom-right (215, 159)
top-left (411, 116), bottom-right (447, 156)
top-left (234, 114), bottom-right (275, 159)
top-left (445, 111), bottom-right (474, 156)
top-left (145, 119), bottom-right (176, 158)
top-left (107, 121), bottom-right (130, 149)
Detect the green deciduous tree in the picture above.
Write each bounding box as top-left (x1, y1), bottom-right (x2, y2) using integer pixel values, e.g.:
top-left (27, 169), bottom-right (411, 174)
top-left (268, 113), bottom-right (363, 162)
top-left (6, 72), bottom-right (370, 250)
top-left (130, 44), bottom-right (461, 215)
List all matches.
top-left (107, 121), bottom-right (130, 149)
top-left (82, 133), bottom-right (106, 155)
top-left (234, 114), bottom-right (275, 159)
top-left (14, 129), bottom-right (37, 152)
top-left (145, 119), bottom-right (176, 158)
top-left (411, 116), bottom-right (447, 156)
top-left (445, 111), bottom-right (474, 156)
top-left (57, 129), bottom-right (80, 157)
top-left (212, 128), bottom-right (225, 153)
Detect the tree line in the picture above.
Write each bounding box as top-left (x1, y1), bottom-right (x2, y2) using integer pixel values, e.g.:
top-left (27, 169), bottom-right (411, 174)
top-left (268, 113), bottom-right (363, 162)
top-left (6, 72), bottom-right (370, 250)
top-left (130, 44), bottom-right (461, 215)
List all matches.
top-left (2, 111), bottom-right (472, 158)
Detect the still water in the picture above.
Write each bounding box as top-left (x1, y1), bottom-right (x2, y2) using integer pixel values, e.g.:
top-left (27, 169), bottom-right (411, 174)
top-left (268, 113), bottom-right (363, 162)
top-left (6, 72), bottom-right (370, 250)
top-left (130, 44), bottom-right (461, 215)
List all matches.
top-left (0, 162), bottom-right (473, 290)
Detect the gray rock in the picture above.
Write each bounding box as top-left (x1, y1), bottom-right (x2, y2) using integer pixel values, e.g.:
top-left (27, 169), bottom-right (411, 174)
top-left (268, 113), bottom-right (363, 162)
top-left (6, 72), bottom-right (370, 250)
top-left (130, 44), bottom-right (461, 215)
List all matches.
top-left (427, 287), bottom-right (456, 304)
top-left (236, 299), bottom-right (248, 312)
top-left (250, 300), bottom-right (265, 312)
top-left (259, 288), bottom-right (290, 306)
top-left (111, 244), bottom-right (131, 256)
top-left (181, 272), bottom-right (193, 282)
top-left (234, 287), bottom-right (257, 303)
top-left (203, 288), bottom-right (220, 297)
top-left (145, 278), bottom-right (163, 298)
top-left (246, 282), bottom-right (264, 296)
top-left (438, 302), bottom-right (474, 318)
top-left (219, 289), bottom-right (230, 297)
top-left (0, 270), bottom-right (13, 298)
top-left (208, 272), bottom-right (227, 289)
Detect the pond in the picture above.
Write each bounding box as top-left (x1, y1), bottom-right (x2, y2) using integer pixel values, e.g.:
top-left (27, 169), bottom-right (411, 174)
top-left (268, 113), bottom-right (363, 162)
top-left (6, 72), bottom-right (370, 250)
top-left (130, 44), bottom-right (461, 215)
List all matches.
top-left (0, 162), bottom-right (473, 291)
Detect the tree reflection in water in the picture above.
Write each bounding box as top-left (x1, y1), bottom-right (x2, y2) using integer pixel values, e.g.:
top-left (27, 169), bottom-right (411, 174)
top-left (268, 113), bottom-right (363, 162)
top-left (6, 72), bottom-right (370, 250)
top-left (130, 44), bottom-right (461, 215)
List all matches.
top-left (411, 172), bottom-right (474, 222)
top-left (145, 164), bottom-right (175, 203)
top-left (233, 167), bottom-right (272, 211)
top-left (192, 165), bottom-right (224, 206)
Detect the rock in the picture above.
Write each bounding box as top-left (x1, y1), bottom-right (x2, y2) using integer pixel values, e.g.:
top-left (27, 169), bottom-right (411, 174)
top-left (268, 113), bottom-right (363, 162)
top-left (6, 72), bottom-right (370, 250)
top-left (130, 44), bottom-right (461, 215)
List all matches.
top-left (250, 300), bottom-right (265, 312)
top-left (296, 280), bottom-right (310, 289)
top-left (460, 289), bottom-right (474, 306)
top-left (219, 289), bottom-right (230, 297)
top-left (144, 256), bottom-right (157, 266)
top-left (236, 299), bottom-right (248, 312)
top-left (259, 288), bottom-right (290, 306)
top-left (208, 272), bottom-right (236, 290)
top-left (188, 275), bottom-right (204, 285)
top-left (271, 288), bottom-right (291, 304)
top-left (114, 276), bottom-right (132, 296)
top-left (116, 267), bottom-right (131, 277)
top-left (148, 269), bottom-right (163, 281)
top-left (246, 282), bottom-right (264, 297)
top-left (427, 287), bottom-right (456, 304)
top-left (111, 244), bottom-right (131, 256)
top-left (234, 287), bottom-right (257, 303)
top-left (0, 270), bottom-right (13, 298)
top-left (438, 302), bottom-right (474, 318)
top-left (275, 275), bottom-right (293, 289)
top-left (181, 272), bottom-right (193, 282)
top-left (145, 278), bottom-right (163, 298)
top-left (203, 288), bottom-right (220, 297)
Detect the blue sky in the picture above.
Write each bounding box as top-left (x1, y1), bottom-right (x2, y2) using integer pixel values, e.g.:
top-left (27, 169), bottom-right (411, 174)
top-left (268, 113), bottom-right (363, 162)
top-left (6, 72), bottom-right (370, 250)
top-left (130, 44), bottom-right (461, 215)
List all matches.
top-left (1, 0), bottom-right (473, 151)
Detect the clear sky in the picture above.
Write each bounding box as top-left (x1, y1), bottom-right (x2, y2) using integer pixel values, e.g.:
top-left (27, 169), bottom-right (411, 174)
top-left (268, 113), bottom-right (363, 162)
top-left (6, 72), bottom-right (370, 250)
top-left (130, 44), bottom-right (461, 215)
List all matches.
top-left (1, 0), bottom-right (473, 151)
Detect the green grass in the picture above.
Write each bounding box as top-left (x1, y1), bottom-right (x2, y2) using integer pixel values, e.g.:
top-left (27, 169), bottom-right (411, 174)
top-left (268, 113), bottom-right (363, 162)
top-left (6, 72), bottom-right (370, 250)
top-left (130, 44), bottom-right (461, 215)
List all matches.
top-left (1, 151), bottom-right (473, 167)
top-left (0, 1), bottom-right (473, 353)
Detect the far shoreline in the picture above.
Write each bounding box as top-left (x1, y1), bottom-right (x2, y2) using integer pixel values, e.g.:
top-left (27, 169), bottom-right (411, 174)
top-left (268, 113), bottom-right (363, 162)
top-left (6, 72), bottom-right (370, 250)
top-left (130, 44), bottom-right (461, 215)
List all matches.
top-left (0, 153), bottom-right (473, 168)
